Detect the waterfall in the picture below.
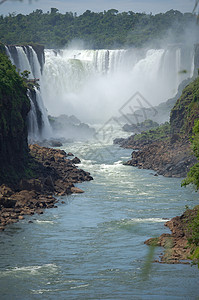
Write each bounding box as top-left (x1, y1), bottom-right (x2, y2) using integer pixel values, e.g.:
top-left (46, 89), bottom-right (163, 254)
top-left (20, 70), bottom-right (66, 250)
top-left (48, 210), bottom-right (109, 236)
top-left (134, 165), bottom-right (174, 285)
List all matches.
top-left (5, 44), bottom-right (195, 129)
top-left (6, 45), bottom-right (52, 142)
top-left (41, 46), bottom-right (194, 123)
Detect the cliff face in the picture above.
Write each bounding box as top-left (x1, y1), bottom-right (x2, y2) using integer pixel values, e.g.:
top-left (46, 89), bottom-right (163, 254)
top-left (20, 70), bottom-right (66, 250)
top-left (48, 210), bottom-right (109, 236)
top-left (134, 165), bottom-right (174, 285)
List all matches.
top-left (169, 44), bottom-right (199, 136)
top-left (117, 76), bottom-right (199, 178)
top-left (170, 77), bottom-right (199, 136)
top-left (194, 44), bottom-right (199, 75)
top-left (0, 52), bottom-right (30, 185)
top-left (6, 44), bottom-right (45, 74)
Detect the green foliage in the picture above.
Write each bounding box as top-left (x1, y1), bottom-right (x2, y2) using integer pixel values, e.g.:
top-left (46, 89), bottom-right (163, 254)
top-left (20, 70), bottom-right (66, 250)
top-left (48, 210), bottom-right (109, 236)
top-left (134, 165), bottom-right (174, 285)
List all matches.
top-left (192, 119), bottom-right (199, 158)
top-left (20, 70), bottom-right (40, 90)
top-left (0, 9), bottom-right (196, 48)
top-left (190, 247), bottom-right (199, 267)
top-left (133, 122), bottom-right (170, 142)
top-left (0, 42), bottom-right (5, 53)
top-left (188, 210), bottom-right (199, 246)
top-left (170, 77), bottom-right (199, 136)
top-left (0, 51), bottom-right (30, 185)
top-left (21, 69), bottom-right (30, 79)
top-left (186, 207), bottom-right (199, 267)
top-left (182, 120), bottom-right (199, 189)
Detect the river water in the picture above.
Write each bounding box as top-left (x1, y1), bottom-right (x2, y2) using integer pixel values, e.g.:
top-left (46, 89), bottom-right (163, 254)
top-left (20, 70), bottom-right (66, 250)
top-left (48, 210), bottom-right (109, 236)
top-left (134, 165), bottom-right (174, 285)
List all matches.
top-left (0, 133), bottom-right (199, 299)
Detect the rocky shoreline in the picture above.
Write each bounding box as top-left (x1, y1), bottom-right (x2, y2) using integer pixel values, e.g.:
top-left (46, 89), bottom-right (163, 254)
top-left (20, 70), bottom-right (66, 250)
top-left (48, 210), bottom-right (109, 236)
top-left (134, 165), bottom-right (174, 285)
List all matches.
top-left (145, 206), bottom-right (199, 264)
top-left (115, 136), bottom-right (199, 264)
top-left (0, 144), bottom-right (93, 231)
top-left (115, 137), bottom-right (197, 178)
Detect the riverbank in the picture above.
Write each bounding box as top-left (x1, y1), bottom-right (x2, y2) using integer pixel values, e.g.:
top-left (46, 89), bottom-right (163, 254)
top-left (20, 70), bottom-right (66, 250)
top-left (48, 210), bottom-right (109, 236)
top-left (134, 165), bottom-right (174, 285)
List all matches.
top-left (145, 205), bottom-right (199, 265)
top-left (0, 144), bottom-right (93, 231)
top-left (119, 137), bottom-right (197, 178)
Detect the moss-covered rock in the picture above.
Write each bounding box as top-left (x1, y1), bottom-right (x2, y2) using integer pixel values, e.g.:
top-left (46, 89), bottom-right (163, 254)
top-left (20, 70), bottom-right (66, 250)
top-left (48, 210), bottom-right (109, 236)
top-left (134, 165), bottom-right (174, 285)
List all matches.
top-left (0, 42), bottom-right (6, 54)
top-left (170, 77), bottom-right (199, 136)
top-left (0, 52), bottom-right (30, 185)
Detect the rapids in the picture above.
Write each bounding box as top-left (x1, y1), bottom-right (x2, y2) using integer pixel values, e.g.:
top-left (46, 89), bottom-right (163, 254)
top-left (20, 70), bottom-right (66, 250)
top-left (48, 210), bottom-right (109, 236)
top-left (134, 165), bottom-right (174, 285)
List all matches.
top-left (0, 130), bottom-right (199, 299)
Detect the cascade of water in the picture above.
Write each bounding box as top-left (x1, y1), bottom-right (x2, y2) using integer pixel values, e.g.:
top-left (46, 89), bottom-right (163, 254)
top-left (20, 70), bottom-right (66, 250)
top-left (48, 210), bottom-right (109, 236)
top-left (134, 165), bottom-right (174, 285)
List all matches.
top-left (5, 46), bottom-right (14, 64)
top-left (28, 46), bottom-right (42, 79)
top-left (41, 46), bottom-right (194, 123)
top-left (34, 88), bottom-right (52, 138)
top-left (6, 45), bottom-right (52, 142)
top-left (15, 46), bottom-right (34, 77)
top-left (27, 92), bottom-right (40, 143)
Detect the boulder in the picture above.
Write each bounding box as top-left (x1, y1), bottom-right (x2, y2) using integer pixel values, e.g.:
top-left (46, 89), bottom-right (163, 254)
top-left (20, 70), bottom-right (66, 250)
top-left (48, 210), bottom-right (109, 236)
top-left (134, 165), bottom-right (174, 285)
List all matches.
top-left (71, 187), bottom-right (84, 193)
top-left (71, 157), bottom-right (81, 164)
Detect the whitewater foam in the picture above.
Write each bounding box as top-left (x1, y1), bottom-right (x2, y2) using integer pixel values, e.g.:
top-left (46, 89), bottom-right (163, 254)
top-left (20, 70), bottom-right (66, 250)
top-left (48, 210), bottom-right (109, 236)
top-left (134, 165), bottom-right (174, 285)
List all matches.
top-left (41, 46), bottom-right (194, 123)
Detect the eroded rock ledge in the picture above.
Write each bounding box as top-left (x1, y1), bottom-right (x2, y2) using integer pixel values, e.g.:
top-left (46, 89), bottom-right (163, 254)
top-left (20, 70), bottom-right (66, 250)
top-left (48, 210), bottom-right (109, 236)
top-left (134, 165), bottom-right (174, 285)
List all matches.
top-left (145, 206), bottom-right (199, 264)
top-left (0, 144), bottom-right (93, 231)
top-left (115, 137), bottom-right (197, 178)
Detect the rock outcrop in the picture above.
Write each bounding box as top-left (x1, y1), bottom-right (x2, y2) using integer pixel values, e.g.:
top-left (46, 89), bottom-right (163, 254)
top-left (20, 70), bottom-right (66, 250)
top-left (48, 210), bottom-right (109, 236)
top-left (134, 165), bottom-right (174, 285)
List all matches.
top-left (0, 144), bottom-right (93, 231)
top-left (124, 138), bottom-right (197, 178)
top-left (145, 206), bottom-right (199, 264)
top-left (116, 76), bottom-right (199, 178)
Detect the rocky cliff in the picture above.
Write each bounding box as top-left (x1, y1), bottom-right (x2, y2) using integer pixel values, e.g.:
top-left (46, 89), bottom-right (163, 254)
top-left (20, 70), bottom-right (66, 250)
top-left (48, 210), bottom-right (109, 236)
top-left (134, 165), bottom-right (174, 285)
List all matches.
top-left (0, 51), bottom-right (30, 185)
top-left (116, 76), bottom-right (199, 178)
top-left (170, 76), bottom-right (199, 136)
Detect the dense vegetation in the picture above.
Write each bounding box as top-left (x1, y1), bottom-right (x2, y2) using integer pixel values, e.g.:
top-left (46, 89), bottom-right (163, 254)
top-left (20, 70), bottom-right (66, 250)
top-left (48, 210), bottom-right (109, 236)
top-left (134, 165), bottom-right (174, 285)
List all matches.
top-left (172, 76), bottom-right (199, 188)
top-left (183, 119), bottom-right (199, 266)
top-left (170, 77), bottom-right (199, 137)
top-left (0, 9), bottom-right (196, 48)
top-left (133, 122), bottom-right (171, 143)
top-left (132, 76), bottom-right (199, 140)
top-left (182, 120), bottom-right (199, 189)
top-left (0, 50), bottom-right (30, 184)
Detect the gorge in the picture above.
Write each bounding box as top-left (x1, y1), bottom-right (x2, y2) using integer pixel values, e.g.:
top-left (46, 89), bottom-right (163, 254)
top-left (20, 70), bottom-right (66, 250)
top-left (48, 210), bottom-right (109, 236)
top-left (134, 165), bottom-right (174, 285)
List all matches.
top-left (5, 43), bottom-right (197, 134)
top-left (0, 40), bottom-right (199, 298)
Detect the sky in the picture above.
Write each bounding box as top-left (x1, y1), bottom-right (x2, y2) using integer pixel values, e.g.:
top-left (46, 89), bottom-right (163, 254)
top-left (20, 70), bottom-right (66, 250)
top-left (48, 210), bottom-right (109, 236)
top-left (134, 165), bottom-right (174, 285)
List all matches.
top-left (0, 0), bottom-right (196, 16)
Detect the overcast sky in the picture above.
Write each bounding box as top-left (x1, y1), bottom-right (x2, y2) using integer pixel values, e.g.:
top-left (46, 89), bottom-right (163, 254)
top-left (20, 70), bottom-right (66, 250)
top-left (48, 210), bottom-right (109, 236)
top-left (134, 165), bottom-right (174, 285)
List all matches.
top-left (0, 0), bottom-right (195, 16)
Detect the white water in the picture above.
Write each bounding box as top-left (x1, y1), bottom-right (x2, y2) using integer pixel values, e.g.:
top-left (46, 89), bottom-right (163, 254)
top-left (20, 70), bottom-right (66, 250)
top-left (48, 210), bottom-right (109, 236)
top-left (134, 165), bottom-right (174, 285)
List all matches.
top-left (6, 46), bottom-right (52, 142)
top-left (1, 133), bottom-right (199, 299)
top-left (41, 46), bottom-right (194, 123)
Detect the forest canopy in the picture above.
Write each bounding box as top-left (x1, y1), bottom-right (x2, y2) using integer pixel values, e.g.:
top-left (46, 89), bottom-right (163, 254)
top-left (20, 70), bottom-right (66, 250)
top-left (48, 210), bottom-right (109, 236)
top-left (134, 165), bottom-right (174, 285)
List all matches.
top-left (0, 8), bottom-right (197, 48)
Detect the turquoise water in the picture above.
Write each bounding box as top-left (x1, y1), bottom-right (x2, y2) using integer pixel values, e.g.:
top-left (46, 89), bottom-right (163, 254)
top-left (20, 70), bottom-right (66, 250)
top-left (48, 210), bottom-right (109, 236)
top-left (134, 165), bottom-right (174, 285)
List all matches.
top-left (0, 140), bottom-right (199, 299)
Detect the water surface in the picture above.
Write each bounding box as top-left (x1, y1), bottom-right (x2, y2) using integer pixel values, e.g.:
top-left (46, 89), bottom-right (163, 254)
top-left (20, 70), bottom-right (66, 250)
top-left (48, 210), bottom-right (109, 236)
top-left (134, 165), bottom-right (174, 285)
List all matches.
top-left (0, 141), bottom-right (199, 299)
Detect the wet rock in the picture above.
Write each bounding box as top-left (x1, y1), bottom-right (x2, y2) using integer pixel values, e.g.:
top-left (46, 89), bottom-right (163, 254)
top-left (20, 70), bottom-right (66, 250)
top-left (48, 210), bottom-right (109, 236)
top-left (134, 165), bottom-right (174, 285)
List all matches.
top-left (0, 197), bottom-right (17, 208)
top-left (145, 207), bottom-right (199, 264)
top-left (50, 140), bottom-right (63, 147)
top-left (123, 139), bottom-right (196, 178)
top-left (71, 187), bottom-right (84, 193)
top-left (0, 185), bottom-right (13, 197)
top-left (0, 144), bottom-right (93, 230)
top-left (67, 152), bottom-right (74, 157)
top-left (19, 179), bottom-right (43, 192)
top-left (71, 157), bottom-right (81, 164)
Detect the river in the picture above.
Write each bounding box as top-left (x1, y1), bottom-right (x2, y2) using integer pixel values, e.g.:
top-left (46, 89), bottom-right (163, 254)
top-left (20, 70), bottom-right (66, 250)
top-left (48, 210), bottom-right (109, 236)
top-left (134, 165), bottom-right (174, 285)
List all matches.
top-left (0, 130), bottom-right (199, 299)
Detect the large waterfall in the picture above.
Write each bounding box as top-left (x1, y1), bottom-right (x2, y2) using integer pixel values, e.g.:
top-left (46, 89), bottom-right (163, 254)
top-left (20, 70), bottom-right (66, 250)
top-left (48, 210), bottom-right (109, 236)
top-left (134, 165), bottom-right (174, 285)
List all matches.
top-left (41, 46), bottom-right (194, 123)
top-left (6, 45), bottom-right (52, 142)
top-left (5, 44), bottom-right (195, 135)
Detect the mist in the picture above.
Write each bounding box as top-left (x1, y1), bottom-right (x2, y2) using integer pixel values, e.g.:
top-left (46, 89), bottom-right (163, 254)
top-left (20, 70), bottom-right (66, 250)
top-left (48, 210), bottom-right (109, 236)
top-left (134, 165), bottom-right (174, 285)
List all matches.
top-left (40, 40), bottom-right (195, 125)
